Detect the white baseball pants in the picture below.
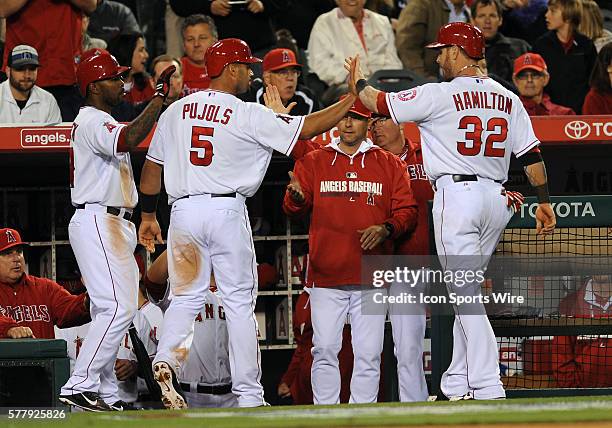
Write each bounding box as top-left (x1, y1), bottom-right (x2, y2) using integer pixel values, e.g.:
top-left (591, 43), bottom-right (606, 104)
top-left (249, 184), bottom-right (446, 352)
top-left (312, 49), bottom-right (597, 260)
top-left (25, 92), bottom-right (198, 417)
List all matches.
top-left (309, 287), bottom-right (386, 404)
top-left (432, 176), bottom-right (513, 400)
top-left (153, 194), bottom-right (265, 407)
top-left (183, 391), bottom-right (238, 408)
top-left (61, 207), bottom-right (139, 397)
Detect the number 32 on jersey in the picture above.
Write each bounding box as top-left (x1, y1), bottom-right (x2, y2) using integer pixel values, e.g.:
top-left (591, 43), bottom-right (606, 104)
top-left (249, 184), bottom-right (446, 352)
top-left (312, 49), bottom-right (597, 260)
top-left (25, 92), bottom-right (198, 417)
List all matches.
top-left (457, 116), bottom-right (507, 158)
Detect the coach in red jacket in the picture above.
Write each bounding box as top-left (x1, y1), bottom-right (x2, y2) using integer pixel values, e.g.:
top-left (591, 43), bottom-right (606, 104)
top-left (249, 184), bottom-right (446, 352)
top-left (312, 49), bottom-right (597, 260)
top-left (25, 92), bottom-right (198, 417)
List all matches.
top-left (552, 275), bottom-right (612, 388)
top-left (0, 228), bottom-right (90, 339)
top-left (283, 98), bottom-right (417, 405)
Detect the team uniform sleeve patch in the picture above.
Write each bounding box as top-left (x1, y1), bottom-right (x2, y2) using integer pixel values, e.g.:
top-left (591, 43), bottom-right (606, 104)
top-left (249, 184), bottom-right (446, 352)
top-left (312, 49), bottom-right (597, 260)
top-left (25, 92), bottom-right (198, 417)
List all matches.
top-left (387, 85), bottom-right (434, 125)
top-left (86, 115), bottom-right (126, 158)
top-left (250, 103), bottom-right (305, 155)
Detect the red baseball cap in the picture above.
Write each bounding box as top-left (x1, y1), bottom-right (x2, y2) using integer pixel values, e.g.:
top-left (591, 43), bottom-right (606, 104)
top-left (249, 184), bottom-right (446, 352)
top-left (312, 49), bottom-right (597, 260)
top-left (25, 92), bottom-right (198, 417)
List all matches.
top-left (263, 48), bottom-right (301, 72)
top-left (340, 94), bottom-right (371, 119)
top-left (513, 53), bottom-right (547, 76)
top-left (0, 228), bottom-right (28, 253)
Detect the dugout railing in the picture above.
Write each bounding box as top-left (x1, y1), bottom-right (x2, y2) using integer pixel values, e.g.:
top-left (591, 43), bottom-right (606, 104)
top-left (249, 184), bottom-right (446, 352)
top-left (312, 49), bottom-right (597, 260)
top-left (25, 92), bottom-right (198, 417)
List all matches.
top-left (430, 195), bottom-right (612, 399)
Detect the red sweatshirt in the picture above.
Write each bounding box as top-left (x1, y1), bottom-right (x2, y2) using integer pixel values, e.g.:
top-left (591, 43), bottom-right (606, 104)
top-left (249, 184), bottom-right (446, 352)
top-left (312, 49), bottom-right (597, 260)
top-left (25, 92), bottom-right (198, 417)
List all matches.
top-left (280, 291), bottom-right (353, 404)
top-left (582, 88), bottom-right (612, 115)
top-left (0, 274), bottom-right (90, 339)
top-left (283, 140), bottom-right (418, 287)
top-left (396, 138), bottom-right (434, 256)
top-left (552, 280), bottom-right (612, 388)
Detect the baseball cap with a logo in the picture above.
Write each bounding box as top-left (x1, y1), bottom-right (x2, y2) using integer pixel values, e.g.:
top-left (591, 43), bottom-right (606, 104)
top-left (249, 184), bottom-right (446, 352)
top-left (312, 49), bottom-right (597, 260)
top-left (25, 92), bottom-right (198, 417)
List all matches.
top-left (8, 45), bottom-right (40, 69)
top-left (0, 228), bottom-right (28, 253)
top-left (340, 94), bottom-right (371, 119)
top-left (263, 48), bottom-right (301, 72)
top-left (513, 53), bottom-right (547, 76)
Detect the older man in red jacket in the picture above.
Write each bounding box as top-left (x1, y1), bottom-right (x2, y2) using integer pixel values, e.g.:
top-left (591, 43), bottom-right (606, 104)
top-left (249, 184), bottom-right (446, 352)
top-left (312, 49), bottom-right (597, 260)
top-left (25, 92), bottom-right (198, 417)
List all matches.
top-left (0, 228), bottom-right (90, 339)
top-left (283, 98), bottom-right (418, 405)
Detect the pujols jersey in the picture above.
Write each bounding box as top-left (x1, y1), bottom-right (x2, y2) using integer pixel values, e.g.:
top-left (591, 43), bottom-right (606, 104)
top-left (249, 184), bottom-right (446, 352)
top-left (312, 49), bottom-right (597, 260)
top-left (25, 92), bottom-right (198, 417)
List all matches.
top-left (146, 89), bottom-right (304, 203)
top-left (70, 107), bottom-right (137, 208)
top-left (386, 77), bottom-right (540, 183)
top-left (154, 287), bottom-right (231, 385)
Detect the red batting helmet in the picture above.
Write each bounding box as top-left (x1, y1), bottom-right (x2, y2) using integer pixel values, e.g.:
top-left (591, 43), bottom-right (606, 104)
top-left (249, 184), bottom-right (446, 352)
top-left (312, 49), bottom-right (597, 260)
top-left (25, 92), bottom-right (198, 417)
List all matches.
top-left (426, 22), bottom-right (485, 59)
top-left (205, 38), bottom-right (262, 79)
top-left (77, 50), bottom-right (130, 96)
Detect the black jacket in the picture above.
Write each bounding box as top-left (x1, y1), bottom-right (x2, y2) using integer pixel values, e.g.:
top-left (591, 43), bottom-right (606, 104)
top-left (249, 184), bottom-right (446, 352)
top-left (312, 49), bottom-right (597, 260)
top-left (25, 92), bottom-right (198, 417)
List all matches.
top-left (240, 78), bottom-right (321, 116)
top-left (533, 31), bottom-right (597, 114)
top-left (486, 33), bottom-right (530, 84)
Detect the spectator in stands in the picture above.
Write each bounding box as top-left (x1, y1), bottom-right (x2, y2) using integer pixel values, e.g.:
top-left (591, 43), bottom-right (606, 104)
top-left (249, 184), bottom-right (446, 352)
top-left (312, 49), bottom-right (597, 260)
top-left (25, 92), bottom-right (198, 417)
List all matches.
top-left (471, 0), bottom-right (530, 83)
top-left (108, 33), bottom-right (154, 105)
top-left (512, 52), bottom-right (575, 115)
top-left (579, 0), bottom-right (612, 53)
top-left (552, 275), bottom-right (612, 388)
top-left (170, 0), bottom-right (286, 57)
top-left (0, 0), bottom-right (97, 122)
top-left (242, 48), bottom-right (320, 116)
top-left (181, 14), bottom-right (217, 96)
top-left (499, 0), bottom-right (548, 45)
top-left (0, 228), bottom-right (90, 339)
top-left (396, 0), bottom-right (470, 80)
top-left (0, 45), bottom-right (62, 124)
top-left (277, 291), bottom-right (353, 405)
top-left (82, 15), bottom-right (107, 51)
top-left (308, 0), bottom-right (402, 102)
top-left (88, 0), bottom-right (141, 44)
top-left (533, 0), bottom-right (597, 114)
top-left (583, 42), bottom-right (612, 114)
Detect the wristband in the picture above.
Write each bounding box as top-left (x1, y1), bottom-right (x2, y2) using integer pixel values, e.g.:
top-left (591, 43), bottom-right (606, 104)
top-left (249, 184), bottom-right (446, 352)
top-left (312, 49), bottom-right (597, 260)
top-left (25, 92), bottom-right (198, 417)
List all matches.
top-left (383, 222), bottom-right (395, 238)
top-left (534, 184), bottom-right (551, 204)
top-left (356, 79), bottom-right (368, 94)
top-left (140, 192), bottom-right (159, 213)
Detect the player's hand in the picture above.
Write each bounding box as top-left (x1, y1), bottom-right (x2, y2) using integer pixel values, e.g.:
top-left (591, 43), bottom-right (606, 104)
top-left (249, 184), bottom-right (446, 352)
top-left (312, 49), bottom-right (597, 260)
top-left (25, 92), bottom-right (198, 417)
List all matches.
top-left (154, 65), bottom-right (177, 99)
top-left (535, 203), bottom-right (556, 236)
top-left (247, 0), bottom-right (264, 13)
top-left (287, 171), bottom-right (305, 204)
top-left (139, 213), bottom-right (163, 253)
top-left (277, 382), bottom-right (291, 398)
top-left (115, 359), bottom-right (138, 381)
top-left (505, 190), bottom-right (525, 214)
top-left (344, 55), bottom-right (366, 96)
top-left (6, 326), bottom-right (35, 339)
top-left (211, 0), bottom-right (231, 16)
top-left (358, 224), bottom-right (389, 250)
top-left (264, 85), bottom-right (296, 114)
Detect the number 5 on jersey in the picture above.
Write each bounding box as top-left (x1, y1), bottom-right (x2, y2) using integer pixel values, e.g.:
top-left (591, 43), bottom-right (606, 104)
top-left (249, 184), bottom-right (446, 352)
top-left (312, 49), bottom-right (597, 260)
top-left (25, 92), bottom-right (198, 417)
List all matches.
top-left (191, 126), bottom-right (214, 166)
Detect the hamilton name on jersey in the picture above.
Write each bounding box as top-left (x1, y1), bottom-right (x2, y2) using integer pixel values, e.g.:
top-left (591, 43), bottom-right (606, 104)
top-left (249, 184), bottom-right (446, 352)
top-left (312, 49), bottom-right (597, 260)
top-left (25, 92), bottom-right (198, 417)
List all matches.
top-left (182, 102), bottom-right (233, 125)
top-left (320, 180), bottom-right (383, 195)
top-left (452, 90), bottom-right (513, 114)
top-left (1, 304), bottom-right (50, 322)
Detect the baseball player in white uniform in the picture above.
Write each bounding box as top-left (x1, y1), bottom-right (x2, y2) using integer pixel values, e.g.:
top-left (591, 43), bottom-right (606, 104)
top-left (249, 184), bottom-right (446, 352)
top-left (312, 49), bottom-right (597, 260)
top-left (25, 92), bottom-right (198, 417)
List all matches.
top-left (347, 22), bottom-right (556, 400)
top-left (59, 49), bottom-right (175, 412)
top-left (137, 38), bottom-right (357, 409)
top-left (144, 250), bottom-right (237, 408)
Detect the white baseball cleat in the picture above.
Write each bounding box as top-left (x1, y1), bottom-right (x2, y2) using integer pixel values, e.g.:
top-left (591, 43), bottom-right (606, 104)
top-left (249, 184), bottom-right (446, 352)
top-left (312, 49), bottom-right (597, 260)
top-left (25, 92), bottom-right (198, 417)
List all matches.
top-left (153, 361), bottom-right (188, 409)
top-left (449, 391), bottom-right (474, 401)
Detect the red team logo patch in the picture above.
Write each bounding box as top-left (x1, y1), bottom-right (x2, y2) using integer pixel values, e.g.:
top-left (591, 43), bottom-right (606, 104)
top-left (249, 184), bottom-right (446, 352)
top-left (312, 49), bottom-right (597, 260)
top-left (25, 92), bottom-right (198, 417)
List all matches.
top-left (103, 122), bottom-right (117, 133)
top-left (397, 89), bottom-right (418, 102)
top-left (5, 230), bottom-right (16, 244)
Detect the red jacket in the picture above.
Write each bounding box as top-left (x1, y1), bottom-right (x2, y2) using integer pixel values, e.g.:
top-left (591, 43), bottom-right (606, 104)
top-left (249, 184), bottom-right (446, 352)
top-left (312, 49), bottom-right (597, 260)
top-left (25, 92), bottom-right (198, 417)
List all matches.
top-left (520, 94), bottom-right (575, 116)
top-left (0, 274), bottom-right (90, 339)
top-left (3, 0), bottom-right (82, 87)
top-left (552, 280), bottom-right (612, 388)
top-left (280, 291), bottom-right (353, 404)
top-left (181, 57), bottom-right (211, 97)
top-left (283, 140), bottom-right (418, 287)
top-left (582, 88), bottom-right (612, 115)
top-left (396, 139), bottom-right (434, 256)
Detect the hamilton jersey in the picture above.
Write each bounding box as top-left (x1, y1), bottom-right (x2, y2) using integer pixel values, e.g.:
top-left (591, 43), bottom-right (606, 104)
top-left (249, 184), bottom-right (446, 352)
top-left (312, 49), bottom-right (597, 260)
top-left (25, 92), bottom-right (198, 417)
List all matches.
top-left (386, 77), bottom-right (540, 183)
top-left (146, 89), bottom-right (304, 202)
top-left (70, 107), bottom-right (137, 208)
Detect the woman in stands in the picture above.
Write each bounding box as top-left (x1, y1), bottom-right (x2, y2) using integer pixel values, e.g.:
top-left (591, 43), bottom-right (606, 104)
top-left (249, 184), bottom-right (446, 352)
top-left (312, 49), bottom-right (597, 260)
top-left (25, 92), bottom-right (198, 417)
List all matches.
top-left (108, 33), bottom-right (154, 105)
top-left (582, 42), bottom-right (612, 114)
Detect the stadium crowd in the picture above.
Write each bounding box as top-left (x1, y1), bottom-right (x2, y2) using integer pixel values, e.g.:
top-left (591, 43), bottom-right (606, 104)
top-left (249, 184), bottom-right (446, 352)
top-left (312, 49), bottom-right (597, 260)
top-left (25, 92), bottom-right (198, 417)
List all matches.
top-left (0, 0), bottom-right (611, 411)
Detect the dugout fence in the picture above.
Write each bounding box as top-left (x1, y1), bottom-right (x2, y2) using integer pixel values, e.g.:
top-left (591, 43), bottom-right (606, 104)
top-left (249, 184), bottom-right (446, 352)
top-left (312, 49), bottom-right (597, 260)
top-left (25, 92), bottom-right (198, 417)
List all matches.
top-left (430, 195), bottom-right (612, 398)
